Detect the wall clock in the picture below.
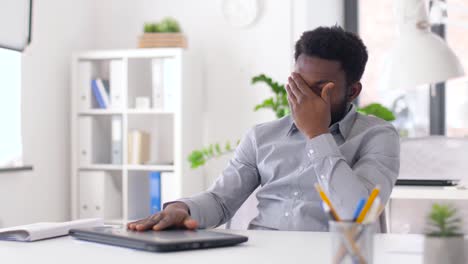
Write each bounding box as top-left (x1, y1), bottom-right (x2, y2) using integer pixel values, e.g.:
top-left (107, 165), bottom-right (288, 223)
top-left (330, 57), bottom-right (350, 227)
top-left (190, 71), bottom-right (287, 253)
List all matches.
top-left (222, 0), bottom-right (260, 28)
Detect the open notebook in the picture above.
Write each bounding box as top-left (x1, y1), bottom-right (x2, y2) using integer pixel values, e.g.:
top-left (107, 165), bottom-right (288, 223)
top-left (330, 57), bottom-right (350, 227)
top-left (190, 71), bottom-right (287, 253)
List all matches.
top-left (0, 218), bottom-right (104, 242)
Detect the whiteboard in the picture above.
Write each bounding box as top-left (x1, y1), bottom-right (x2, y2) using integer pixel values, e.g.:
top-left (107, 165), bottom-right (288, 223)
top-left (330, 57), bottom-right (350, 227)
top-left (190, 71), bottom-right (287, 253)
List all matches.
top-left (0, 0), bottom-right (32, 51)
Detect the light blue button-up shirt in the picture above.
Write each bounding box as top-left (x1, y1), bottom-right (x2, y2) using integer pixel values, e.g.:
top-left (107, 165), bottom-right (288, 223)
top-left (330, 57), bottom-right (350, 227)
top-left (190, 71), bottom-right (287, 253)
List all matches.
top-left (177, 104), bottom-right (400, 231)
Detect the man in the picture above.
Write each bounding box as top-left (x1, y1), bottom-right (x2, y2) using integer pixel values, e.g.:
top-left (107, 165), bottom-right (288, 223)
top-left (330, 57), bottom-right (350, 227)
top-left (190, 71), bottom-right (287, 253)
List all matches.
top-left (128, 26), bottom-right (400, 232)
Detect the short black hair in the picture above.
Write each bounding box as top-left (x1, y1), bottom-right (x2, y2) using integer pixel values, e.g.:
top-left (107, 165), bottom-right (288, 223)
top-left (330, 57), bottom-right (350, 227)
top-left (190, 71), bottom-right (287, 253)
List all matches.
top-left (294, 26), bottom-right (368, 85)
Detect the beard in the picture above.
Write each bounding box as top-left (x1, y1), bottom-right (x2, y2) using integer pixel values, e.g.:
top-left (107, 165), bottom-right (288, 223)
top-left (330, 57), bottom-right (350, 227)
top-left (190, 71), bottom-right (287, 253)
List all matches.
top-left (330, 99), bottom-right (350, 126)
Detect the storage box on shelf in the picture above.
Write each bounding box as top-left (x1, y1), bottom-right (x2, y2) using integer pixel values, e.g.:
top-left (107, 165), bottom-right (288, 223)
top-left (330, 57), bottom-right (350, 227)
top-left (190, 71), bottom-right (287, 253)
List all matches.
top-left (138, 33), bottom-right (187, 49)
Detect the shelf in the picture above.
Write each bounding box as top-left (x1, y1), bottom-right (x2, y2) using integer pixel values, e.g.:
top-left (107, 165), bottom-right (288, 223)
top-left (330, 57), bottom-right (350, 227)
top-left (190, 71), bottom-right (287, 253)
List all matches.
top-left (126, 164), bottom-right (174, 172)
top-left (127, 109), bottom-right (174, 115)
top-left (78, 109), bottom-right (123, 116)
top-left (79, 164), bottom-right (123, 171)
top-left (74, 48), bottom-right (183, 60)
top-left (78, 164), bottom-right (175, 172)
top-left (78, 109), bottom-right (174, 116)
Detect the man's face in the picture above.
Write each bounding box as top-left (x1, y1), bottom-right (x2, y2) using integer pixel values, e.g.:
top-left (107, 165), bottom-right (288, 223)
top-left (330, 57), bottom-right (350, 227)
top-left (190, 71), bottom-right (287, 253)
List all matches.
top-left (294, 54), bottom-right (354, 125)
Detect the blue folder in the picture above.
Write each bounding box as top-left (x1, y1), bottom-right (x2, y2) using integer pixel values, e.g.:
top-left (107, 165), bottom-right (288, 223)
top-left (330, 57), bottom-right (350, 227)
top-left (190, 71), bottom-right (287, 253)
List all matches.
top-left (91, 79), bottom-right (107, 108)
top-left (149, 171), bottom-right (162, 214)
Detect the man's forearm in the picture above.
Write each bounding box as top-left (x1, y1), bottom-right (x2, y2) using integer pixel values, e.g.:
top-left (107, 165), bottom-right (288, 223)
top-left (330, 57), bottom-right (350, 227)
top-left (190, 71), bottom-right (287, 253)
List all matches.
top-left (306, 132), bottom-right (399, 219)
top-left (165, 128), bottom-right (260, 229)
top-left (175, 192), bottom-right (229, 229)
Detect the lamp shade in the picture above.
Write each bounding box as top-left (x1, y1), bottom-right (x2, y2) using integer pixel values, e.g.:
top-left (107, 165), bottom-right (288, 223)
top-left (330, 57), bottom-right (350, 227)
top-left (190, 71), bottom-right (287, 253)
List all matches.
top-left (379, 0), bottom-right (464, 91)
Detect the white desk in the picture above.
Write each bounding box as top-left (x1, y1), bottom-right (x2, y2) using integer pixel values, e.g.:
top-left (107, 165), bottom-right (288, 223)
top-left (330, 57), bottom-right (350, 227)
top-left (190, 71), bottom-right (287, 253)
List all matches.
top-left (0, 230), bottom-right (424, 264)
top-left (391, 186), bottom-right (468, 200)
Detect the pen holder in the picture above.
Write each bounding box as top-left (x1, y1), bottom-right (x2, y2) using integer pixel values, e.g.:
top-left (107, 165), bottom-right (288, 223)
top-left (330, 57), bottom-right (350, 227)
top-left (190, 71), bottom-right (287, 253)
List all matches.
top-left (329, 221), bottom-right (374, 264)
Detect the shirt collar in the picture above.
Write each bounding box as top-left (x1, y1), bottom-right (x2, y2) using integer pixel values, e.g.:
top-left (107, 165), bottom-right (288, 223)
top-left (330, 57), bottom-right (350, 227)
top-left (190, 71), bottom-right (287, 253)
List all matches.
top-left (286, 104), bottom-right (357, 139)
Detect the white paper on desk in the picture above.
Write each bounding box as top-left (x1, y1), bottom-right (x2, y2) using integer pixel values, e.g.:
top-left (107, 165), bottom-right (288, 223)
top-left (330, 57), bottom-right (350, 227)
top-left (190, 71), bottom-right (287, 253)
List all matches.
top-left (0, 218), bottom-right (103, 242)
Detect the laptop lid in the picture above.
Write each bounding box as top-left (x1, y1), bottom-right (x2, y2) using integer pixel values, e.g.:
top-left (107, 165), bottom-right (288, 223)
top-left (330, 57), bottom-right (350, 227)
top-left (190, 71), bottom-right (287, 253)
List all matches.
top-left (69, 226), bottom-right (248, 252)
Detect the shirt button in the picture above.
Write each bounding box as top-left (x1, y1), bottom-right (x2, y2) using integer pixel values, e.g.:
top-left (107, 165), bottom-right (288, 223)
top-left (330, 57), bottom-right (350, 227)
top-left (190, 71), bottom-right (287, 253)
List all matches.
top-left (309, 149), bottom-right (314, 154)
top-left (293, 191), bottom-right (299, 196)
top-left (285, 212), bottom-right (290, 217)
top-left (320, 175), bottom-right (325, 180)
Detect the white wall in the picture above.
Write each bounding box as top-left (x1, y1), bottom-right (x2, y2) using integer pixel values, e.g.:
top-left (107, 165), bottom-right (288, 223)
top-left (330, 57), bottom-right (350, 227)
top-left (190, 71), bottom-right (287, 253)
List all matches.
top-left (0, 0), bottom-right (96, 227)
top-left (0, 0), bottom-right (344, 227)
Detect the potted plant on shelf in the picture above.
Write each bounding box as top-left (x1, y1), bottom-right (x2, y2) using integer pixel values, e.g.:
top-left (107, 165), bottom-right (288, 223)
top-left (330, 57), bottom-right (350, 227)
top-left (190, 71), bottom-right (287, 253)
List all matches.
top-left (424, 203), bottom-right (465, 264)
top-left (139, 17), bottom-right (187, 48)
top-left (187, 73), bottom-right (396, 169)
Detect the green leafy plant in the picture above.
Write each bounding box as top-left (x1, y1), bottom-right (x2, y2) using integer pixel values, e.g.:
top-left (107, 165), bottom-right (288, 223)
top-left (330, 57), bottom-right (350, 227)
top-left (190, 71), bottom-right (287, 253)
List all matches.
top-left (357, 103), bottom-right (395, 121)
top-left (425, 203), bottom-right (463, 237)
top-left (188, 140), bottom-right (239, 169)
top-left (187, 74), bottom-right (396, 169)
top-left (144, 17), bottom-right (181, 33)
top-left (252, 74), bottom-right (290, 118)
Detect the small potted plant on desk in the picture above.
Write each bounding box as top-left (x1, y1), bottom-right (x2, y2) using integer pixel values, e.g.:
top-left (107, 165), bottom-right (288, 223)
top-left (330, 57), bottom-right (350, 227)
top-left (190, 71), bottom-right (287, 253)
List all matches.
top-left (424, 203), bottom-right (465, 264)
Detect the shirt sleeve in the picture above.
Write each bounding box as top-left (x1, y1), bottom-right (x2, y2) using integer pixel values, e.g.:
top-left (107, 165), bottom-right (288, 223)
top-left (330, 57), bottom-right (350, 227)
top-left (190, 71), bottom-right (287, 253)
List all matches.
top-left (170, 127), bottom-right (261, 228)
top-left (306, 124), bottom-right (400, 219)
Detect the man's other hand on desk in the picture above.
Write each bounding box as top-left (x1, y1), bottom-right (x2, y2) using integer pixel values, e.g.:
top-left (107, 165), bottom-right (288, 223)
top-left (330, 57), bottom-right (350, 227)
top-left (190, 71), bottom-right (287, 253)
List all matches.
top-left (127, 202), bottom-right (198, 231)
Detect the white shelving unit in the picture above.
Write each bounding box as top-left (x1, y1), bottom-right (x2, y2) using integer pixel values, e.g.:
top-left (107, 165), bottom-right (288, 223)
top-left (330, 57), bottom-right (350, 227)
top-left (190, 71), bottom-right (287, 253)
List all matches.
top-left (70, 48), bottom-right (203, 225)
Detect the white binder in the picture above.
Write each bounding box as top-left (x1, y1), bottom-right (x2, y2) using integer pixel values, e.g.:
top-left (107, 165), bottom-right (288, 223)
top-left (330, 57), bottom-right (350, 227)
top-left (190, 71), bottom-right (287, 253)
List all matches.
top-left (77, 61), bottom-right (93, 110)
top-left (78, 117), bottom-right (92, 166)
top-left (151, 58), bottom-right (164, 110)
top-left (109, 60), bottom-right (124, 109)
top-left (163, 58), bottom-right (177, 112)
top-left (79, 171), bottom-right (122, 219)
top-left (111, 116), bottom-right (122, 164)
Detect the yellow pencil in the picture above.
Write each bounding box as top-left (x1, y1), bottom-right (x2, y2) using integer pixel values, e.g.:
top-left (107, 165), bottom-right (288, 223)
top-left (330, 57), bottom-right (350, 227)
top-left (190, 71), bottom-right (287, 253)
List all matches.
top-left (314, 183), bottom-right (341, 221)
top-left (356, 186), bottom-right (380, 223)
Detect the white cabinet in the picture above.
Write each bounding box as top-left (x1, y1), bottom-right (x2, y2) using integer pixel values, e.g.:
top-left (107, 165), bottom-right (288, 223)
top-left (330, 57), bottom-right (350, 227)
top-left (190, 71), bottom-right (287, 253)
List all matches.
top-left (70, 48), bottom-right (203, 225)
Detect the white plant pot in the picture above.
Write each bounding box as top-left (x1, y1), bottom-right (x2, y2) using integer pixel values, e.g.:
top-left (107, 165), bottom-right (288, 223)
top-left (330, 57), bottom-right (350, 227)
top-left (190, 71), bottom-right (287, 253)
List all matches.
top-left (423, 236), bottom-right (466, 264)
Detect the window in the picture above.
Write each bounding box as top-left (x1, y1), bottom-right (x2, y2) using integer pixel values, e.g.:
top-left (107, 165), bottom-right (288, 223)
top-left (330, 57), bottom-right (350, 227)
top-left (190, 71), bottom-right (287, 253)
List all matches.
top-left (445, 0), bottom-right (468, 137)
top-left (358, 0), bottom-right (468, 137)
top-left (0, 48), bottom-right (23, 168)
top-left (359, 0), bottom-right (430, 137)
